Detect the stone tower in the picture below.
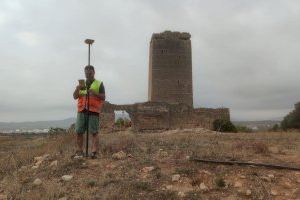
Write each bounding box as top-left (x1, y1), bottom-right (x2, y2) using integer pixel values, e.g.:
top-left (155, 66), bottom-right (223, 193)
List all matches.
top-left (148, 31), bottom-right (193, 107)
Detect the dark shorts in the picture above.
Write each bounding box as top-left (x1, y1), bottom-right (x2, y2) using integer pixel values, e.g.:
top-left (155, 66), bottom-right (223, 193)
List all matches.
top-left (75, 112), bottom-right (100, 134)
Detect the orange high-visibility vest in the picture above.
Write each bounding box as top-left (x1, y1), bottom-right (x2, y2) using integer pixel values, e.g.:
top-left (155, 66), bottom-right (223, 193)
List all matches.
top-left (77, 79), bottom-right (104, 113)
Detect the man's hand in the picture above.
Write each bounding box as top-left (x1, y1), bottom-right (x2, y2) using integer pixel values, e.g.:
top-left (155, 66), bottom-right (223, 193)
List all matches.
top-left (74, 85), bottom-right (86, 99)
top-left (76, 85), bottom-right (85, 90)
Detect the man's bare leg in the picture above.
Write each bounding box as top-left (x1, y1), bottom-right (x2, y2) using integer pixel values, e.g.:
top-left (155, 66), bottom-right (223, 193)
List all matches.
top-left (76, 134), bottom-right (84, 152)
top-left (91, 133), bottom-right (99, 153)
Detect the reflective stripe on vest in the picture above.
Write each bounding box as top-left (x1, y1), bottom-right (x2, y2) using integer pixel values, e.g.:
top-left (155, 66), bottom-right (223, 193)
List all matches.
top-left (77, 79), bottom-right (104, 113)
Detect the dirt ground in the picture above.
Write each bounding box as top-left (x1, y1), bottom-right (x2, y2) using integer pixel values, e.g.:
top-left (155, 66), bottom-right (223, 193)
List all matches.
top-left (0, 129), bottom-right (299, 200)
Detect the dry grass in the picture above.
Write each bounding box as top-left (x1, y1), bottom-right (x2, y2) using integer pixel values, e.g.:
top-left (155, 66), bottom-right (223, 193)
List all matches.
top-left (0, 130), bottom-right (299, 199)
top-left (0, 134), bottom-right (75, 177)
top-left (231, 141), bottom-right (270, 154)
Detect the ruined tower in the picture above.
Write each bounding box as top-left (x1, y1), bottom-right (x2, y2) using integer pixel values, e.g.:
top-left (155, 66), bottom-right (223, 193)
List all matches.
top-left (101, 31), bottom-right (230, 132)
top-left (148, 31), bottom-right (193, 107)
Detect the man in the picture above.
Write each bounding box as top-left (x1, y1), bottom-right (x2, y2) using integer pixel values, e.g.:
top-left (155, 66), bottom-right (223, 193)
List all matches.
top-left (73, 65), bottom-right (105, 159)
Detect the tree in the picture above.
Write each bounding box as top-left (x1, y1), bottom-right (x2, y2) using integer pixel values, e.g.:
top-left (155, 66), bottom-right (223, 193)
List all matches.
top-left (281, 102), bottom-right (300, 130)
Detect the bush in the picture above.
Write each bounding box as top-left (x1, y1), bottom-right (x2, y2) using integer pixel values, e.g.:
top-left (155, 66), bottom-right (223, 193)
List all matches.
top-left (281, 102), bottom-right (300, 130)
top-left (115, 118), bottom-right (125, 126)
top-left (269, 124), bottom-right (280, 132)
top-left (115, 118), bottom-right (131, 128)
top-left (215, 177), bottom-right (226, 188)
top-left (213, 119), bottom-right (237, 133)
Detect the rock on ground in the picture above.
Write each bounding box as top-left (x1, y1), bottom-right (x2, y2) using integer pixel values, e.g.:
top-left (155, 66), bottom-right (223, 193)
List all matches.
top-left (112, 151), bottom-right (127, 160)
top-left (271, 189), bottom-right (278, 196)
top-left (234, 181), bottom-right (242, 188)
top-left (19, 166), bottom-right (27, 171)
top-left (34, 154), bottom-right (49, 163)
top-left (178, 191), bottom-right (185, 197)
top-left (238, 175), bottom-right (246, 179)
top-left (238, 189), bottom-right (251, 196)
top-left (269, 146), bottom-right (280, 154)
top-left (159, 150), bottom-right (168, 157)
top-left (245, 190), bottom-right (251, 196)
top-left (33, 154), bottom-right (50, 168)
top-left (73, 155), bottom-right (83, 160)
top-left (224, 195), bottom-right (237, 200)
top-left (166, 185), bottom-right (173, 190)
top-left (105, 163), bottom-right (116, 169)
top-left (142, 166), bottom-right (155, 173)
top-left (32, 165), bottom-right (39, 170)
top-left (261, 176), bottom-right (272, 182)
top-left (199, 182), bottom-right (209, 191)
top-left (49, 160), bottom-right (58, 167)
top-left (267, 174), bottom-right (275, 180)
top-left (33, 178), bottom-right (42, 186)
top-left (172, 174), bottom-right (180, 182)
top-left (62, 175), bottom-right (73, 182)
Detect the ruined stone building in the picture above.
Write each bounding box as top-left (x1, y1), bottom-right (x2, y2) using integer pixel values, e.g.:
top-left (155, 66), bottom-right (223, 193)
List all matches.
top-left (100, 31), bottom-right (230, 132)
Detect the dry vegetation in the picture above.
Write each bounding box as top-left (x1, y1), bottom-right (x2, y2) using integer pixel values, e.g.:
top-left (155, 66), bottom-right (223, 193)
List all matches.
top-left (0, 129), bottom-right (299, 200)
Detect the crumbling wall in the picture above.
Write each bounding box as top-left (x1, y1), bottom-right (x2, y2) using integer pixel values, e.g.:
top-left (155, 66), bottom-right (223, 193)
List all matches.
top-left (169, 107), bottom-right (230, 130)
top-left (100, 101), bottom-right (230, 132)
top-left (130, 102), bottom-right (170, 131)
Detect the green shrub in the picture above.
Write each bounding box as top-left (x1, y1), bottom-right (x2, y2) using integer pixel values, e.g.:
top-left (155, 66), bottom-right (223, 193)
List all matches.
top-left (115, 118), bottom-right (125, 126)
top-left (115, 118), bottom-right (131, 127)
top-left (213, 119), bottom-right (237, 133)
top-left (269, 124), bottom-right (280, 132)
top-left (215, 177), bottom-right (226, 188)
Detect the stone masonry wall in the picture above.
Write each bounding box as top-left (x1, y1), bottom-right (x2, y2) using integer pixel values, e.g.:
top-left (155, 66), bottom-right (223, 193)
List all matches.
top-left (148, 31), bottom-right (193, 107)
top-left (100, 101), bottom-right (230, 132)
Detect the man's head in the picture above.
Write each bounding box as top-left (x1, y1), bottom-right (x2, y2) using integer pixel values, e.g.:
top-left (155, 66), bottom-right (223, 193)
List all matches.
top-left (84, 65), bottom-right (95, 81)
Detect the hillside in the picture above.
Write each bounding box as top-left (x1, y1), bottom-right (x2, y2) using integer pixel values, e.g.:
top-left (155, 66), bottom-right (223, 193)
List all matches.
top-left (0, 113), bottom-right (128, 133)
top-left (0, 129), bottom-right (299, 199)
top-left (233, 120), bottom-right (281, 131)
top-left (0, 118), bottom-right (76, 132)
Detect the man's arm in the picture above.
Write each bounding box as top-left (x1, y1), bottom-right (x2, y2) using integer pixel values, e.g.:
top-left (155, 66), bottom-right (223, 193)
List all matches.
top-left (95, 93), bottom-right (105, 101)
top-left (98, 83), bottom-right (105, 101)
top-left (73, 86), bottom-right (81, 100)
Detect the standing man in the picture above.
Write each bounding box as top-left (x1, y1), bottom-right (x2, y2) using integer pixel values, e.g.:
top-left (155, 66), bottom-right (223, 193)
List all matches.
top-left (73, 65), bottom-right (105, 159)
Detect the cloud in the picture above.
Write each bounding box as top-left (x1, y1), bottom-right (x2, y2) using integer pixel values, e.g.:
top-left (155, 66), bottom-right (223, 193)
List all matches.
top-left (16, 31), bottom-right (42, 46)
top-left (0, 13), bottom-right (7, 27)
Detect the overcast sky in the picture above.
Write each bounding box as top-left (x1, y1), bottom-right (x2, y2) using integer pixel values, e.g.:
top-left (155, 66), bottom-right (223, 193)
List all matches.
top-left (0, 0), bottom-right (299, 122)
